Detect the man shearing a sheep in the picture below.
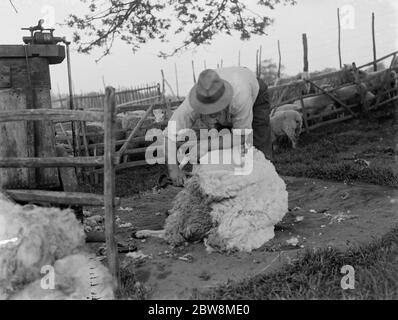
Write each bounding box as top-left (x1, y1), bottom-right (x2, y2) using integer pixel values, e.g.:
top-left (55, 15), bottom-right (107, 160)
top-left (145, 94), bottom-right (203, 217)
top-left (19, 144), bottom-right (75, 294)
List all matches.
top-left (166, 67), bottom-right (273, 186)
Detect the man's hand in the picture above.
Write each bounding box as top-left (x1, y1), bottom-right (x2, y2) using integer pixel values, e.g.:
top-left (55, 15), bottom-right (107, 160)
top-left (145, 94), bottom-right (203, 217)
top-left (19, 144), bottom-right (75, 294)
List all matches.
top-left (168, 164), bottom-right (186, 187)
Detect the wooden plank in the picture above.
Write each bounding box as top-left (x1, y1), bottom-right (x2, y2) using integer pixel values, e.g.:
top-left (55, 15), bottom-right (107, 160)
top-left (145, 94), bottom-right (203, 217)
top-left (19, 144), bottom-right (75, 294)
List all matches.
top-left (0, 156), bottom-right (104, 168)
top-left (0, 89), bottom-right (35, 189)
top-left (104, 86), bottom-right (120, 290)
top-left (306, 104), bottom-right (358, 121)
top-left (357, 51), bottom-right (398, 69)
top-left (304, 79), bottom-right (356, 117)
top-left (6, 189), bottom-right (120, 207)
top-left (299, 94), bottom-right (310, 133)
top-left (55, 145), bottom-right (79, 193)
top-left (61, 136), bottom-right (148, 151)
top-left (0, 109), bottom-right (104, 123)
top-left (116, 100), bottom-right (182, 114)
top-left (377, 95), bottom-right (398, 108)
top-left (91, 160), bottom-right (150, 174)
top-left (307, 114), bottom-right (354, 130)
top-left (116, 95), bottom-right (161, 109)
top-left (123, 147), bottom-right (148, 155)
top-left (0, 65), bottom-right (11, 88)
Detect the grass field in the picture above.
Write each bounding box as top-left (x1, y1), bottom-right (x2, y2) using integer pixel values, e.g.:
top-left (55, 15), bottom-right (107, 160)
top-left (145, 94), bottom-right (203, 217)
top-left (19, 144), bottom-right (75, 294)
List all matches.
top-left (274, 106), bottom-right (398, 188)
top-left (194, 227), bottom-right (398, 300)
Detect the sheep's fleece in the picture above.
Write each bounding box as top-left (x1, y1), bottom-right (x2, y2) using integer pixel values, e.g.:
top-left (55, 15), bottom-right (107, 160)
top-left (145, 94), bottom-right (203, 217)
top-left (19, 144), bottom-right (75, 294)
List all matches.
top-left (0, 194), bottom-right (114, 300)
top-left (164, 147), bottom-right (288, 252)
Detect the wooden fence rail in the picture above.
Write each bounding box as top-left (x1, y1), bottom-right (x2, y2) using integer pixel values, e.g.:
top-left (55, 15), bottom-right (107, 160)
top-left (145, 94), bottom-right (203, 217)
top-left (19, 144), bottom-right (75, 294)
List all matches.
top-left (0, 109), bottom-right (104, 123)
top-left (0, 156), bottom-right (105, 168)
top-left (53, 83), bottom-right (161, 110)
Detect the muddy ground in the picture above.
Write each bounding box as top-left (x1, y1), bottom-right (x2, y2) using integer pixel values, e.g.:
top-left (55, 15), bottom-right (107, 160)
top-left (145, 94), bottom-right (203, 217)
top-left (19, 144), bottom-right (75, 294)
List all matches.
top-left (87, 176), bottom-right (397, 299)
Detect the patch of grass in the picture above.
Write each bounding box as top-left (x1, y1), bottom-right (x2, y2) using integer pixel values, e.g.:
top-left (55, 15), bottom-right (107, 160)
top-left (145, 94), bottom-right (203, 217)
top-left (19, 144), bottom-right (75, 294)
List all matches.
top-left (117, 267), bottom-right (150, 300)
top-left (274, 108), bottom-right (398, 188)
top-left (194, 227), bottom-right (398, 300)
top-left (277, 161), bottom-right (398, 187)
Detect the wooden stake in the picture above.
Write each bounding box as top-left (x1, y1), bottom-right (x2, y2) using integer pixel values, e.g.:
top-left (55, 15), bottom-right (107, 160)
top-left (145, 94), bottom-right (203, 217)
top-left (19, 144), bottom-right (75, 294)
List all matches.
top-left (372, 12), bottom-right (377, 71)
top-left (259, 46), bottom-right (262, 78)
top-left (277, 40), bottom-right (282, 79)
top-left (174, 63), bottom-right (180, 99)
top-left (337, 8), bottom-right (342, 69)
top-left (104, 86), bottom-right (119, 291)
top-left (256, 49), bottom-right (259, 77)
top-left (192, 61), bottom-right (197, 84)
top-left (302, 34), bottom-right (309, 73)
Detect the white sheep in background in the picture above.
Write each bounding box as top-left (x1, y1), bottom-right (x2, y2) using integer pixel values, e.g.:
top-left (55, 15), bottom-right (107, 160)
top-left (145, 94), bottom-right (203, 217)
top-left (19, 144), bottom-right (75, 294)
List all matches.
top-left (136, 147), bottom-right (288, 253)
top-left (270, 110), bottom-right (303, 149)
top-left (0, 194), bottom-right (114, 300)
top-left (271, 103), bottom-right (302, 117)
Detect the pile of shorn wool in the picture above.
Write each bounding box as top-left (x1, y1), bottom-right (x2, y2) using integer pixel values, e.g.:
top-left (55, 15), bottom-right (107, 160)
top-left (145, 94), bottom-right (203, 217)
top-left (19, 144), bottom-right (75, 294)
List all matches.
top-left (164, 147), bottom-right (288, 252)
top-left (0, 193), bottom-right (114, 300)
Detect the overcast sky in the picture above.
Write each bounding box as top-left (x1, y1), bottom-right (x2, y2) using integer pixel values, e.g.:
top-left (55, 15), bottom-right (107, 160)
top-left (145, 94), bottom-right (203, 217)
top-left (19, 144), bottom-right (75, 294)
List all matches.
top-left (1, 0), bottom-right (397, 96)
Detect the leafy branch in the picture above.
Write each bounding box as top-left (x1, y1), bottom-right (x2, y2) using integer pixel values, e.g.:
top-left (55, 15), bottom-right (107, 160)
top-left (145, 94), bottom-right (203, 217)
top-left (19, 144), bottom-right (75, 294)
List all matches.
top-left (65, 0), bottom-right (296, 60)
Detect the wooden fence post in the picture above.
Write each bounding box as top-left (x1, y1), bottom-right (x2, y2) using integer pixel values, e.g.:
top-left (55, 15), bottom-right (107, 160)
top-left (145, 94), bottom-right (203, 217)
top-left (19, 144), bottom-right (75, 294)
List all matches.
top-left (302, 33), bottom-right (309, 73)
top-left (104, 86), bottom-right (120, 292)
top-left (174, 63), bottom-right (180, 99)
top-left (192, 61), bottom-right (197, 84)
top-left (277, 40), bottom-right (282, 79)
top-left (372, 12), bottom-right (377, 71)
top-left (259, 46), bottom-right (262, 78)
top-left (337, 8), bottom-right (342, 69)
top-left (256, 49), bottom-right (259, 77)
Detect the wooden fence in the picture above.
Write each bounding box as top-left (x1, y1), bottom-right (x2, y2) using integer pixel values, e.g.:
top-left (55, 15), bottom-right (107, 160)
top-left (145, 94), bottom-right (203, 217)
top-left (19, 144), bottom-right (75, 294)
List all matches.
top-left (268, 50), bottom-right (398, 132)
top-left (53, 83), bottom-right (162, 110)
top-left (0, 88), bottom-right (121, 291)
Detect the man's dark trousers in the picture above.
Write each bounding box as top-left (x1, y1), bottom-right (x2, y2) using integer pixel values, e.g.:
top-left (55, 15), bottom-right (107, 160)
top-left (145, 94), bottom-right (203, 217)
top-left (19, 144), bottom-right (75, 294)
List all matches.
top-left (252, 78), bottom-right (273, 161)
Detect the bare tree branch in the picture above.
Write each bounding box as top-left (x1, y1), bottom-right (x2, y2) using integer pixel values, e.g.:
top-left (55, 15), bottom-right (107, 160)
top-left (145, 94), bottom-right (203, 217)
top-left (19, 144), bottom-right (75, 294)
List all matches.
top-left (65, 0), bottom-right (296, 60)
top-left (9, 0), bottom-right (18, 13)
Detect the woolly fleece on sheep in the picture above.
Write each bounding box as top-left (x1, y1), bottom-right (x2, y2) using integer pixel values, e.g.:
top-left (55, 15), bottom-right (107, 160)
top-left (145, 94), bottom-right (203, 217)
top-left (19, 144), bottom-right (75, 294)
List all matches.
top-left (163, 147), bottom-right (288, 252)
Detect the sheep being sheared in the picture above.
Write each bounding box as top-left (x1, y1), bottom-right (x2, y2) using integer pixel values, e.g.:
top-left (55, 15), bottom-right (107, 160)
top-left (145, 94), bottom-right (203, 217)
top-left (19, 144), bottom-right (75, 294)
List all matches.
top-left (0, 195), bottom-right (113, 300)
top-left (136, 147), bottom-right (288, 252)
top-left (270, 110), bottom-right (303, 149)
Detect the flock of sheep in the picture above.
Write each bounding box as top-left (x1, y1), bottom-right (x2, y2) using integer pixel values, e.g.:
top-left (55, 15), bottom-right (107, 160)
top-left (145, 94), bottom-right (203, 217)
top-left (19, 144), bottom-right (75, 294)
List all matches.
top-left (269, 63), bottom-right (398, 150)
